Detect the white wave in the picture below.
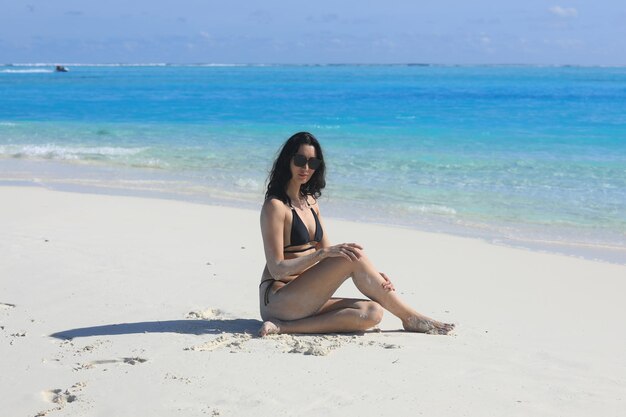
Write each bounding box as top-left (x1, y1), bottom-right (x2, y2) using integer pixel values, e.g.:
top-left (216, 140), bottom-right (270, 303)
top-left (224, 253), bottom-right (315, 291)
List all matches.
top-left (407, 204), bottom-right (457, 216)
top-left (6, 63), bottom-right (57, 67)
top-left (4, 62), bottom-right (275, 68)
top-left (312, 124), bottom-right (341, 130)
top-left (235, 178), bottom-right (260, 189)
top-left (0, 122), bottom-right (17, 126)
top-left (61, 63), bottom-right (167, 67)
top-left (1, 69), bottom-right (53, 73)
top-left (193, 63), bottom-right (259, 67)
top-left (130, 158), bottom-right (169, 169)
top-left (0, 144), bottom-right (147, 160)
top-left (6, 63), bottom-right (167, 67)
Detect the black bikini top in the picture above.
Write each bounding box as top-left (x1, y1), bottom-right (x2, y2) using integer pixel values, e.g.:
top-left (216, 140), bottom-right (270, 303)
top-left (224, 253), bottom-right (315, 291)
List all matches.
top-left (284, 206), bottom-right (323, 253)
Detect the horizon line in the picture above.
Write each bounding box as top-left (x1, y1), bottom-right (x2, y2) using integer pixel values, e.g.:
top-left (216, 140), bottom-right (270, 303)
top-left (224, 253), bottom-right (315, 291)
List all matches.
top-left (4, 62), bottom-right (626, 68)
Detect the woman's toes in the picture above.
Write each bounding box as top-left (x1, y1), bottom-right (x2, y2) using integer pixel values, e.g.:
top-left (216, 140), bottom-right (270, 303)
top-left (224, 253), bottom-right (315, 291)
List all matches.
top-left (258, 321), bottom-right (280, 337)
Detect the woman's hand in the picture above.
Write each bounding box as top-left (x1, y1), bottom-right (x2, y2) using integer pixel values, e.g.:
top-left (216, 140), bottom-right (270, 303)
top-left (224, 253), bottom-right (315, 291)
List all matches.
top-left (380, 272), bottom-right (396, 292)
top-left (323, 243), bottom-right (363, 261)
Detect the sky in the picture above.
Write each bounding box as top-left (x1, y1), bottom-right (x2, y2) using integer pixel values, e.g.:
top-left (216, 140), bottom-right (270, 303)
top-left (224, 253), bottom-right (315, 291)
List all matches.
top-left (1, 0), bottom-right (625, 65)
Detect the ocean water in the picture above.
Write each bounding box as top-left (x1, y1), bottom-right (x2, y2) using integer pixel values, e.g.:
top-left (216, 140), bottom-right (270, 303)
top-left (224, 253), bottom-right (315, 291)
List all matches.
top-left (1, 64), bottom-right (626, 264)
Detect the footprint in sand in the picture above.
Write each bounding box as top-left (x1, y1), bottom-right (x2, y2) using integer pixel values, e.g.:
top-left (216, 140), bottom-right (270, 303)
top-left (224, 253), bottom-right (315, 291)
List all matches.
top-left (74, 357), bottom-right (148, 371)
top-left (36, 382), bottom-right (86, 416)
top-left (184, 333), bottom-right (252, 352)
top-left (72, 363), bottom-right (96, 371)
top-left (265, 334), bottom-right (402, 356)
top-left (280, 335), bottom-right (343, 356)
top-left (358, 340), bottom-right (401, 349)
top-left (73, 339), bottom-right (111, 355)
top-left (42, 388), bottom-right (78, 406)
top-left (122, 357), bottom-right (148, 365)
top-left (186, 308), bottom-right (225, 320)
top-left (164, 372), bottom-right (193, 385)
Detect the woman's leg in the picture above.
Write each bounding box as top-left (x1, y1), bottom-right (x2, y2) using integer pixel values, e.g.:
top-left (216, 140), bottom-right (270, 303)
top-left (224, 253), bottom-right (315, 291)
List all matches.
top-left (263, 254), bottom-right (454, 335)
top-left (259, 298), bottom-right (383, 336)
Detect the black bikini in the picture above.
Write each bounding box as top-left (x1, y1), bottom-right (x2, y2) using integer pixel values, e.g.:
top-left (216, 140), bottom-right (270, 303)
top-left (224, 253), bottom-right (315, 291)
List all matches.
top-left (260, 278), bottom-right (288, 306)
top-left (283, 207), bottom-right (323, 253)
top-left (260, 203), bottom-right (324, 306)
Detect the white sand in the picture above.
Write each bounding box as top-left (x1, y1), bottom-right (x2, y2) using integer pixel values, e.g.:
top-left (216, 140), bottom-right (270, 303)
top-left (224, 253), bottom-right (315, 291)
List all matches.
top-left (1, 186), bottom-right (625, 417)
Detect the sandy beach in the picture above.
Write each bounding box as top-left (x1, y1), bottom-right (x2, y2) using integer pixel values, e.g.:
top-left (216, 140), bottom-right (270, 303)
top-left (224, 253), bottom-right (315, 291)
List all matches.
top-left (1, 185), bottom-right (625, 416)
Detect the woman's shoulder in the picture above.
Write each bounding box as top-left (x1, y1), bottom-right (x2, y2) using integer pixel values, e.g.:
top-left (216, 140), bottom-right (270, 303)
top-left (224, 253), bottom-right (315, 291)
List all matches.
top-left (262, 196), bottom-right (288, 214)
top-left (260, 197), bottom-right (291, 229)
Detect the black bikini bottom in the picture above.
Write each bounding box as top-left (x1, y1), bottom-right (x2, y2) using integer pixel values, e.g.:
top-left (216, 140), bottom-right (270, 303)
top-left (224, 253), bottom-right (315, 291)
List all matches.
top-left (259, 278), bottom-right (289, 306)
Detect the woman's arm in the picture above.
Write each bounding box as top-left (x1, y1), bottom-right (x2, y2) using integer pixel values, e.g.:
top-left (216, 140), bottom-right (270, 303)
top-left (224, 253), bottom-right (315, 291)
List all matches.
top-left (261, 199), bottom-right (362, 280)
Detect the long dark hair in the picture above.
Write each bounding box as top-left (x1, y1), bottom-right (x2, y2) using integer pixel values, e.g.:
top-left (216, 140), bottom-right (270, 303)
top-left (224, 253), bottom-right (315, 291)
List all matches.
top-left (265, 132), bottom-right (326, 205)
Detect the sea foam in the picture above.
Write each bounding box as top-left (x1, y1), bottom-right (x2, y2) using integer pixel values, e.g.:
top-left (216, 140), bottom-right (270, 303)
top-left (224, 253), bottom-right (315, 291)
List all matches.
top-left (1, 144), bottom-right (147, 160)
top-left (1, 69), bottom-right (53, 74)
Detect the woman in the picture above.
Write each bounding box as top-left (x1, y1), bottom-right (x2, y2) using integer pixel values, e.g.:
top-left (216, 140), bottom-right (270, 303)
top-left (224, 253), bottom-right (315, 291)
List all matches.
top-left (258, 132), bottom-right (455, 336)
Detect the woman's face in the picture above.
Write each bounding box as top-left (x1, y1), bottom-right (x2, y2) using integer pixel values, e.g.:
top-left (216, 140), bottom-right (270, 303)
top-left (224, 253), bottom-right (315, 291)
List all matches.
top-left (290, 144), bottom-right (317, 185)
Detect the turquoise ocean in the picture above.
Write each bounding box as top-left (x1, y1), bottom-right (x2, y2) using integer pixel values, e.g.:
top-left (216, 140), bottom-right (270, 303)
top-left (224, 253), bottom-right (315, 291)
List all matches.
top-left (1, 64), bottom-right (625, 264)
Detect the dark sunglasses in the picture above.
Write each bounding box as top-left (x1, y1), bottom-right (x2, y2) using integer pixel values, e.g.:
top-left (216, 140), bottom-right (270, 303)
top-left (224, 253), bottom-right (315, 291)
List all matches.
top-left (292, 154), bottom-right (322, 170)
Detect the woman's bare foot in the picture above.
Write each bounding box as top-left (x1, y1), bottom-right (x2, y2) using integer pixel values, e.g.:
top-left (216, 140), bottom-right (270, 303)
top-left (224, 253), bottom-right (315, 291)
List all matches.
top-left (258, 321), bottom-right (281, 337)
top-left (402, 315), bottom-right (455, 335)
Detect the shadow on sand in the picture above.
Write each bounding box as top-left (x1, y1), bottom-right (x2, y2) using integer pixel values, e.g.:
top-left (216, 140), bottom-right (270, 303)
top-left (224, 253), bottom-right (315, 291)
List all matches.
top-left (49, 319), bottom-right (263, 340)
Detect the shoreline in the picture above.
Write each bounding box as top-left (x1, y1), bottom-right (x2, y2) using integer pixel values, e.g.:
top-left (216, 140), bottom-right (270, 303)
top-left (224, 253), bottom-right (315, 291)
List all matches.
top-left (2, 171), bottom-right (625, 266)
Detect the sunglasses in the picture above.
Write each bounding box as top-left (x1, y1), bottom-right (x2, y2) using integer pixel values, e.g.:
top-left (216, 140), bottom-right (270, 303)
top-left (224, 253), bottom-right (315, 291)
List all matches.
top-left (292, 154), bottom-right (322, 170)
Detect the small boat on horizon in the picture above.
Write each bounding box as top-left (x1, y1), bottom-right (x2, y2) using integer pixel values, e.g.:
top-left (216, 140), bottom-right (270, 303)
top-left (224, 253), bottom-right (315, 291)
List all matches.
top-left (55, 65), bottom-right (69, 72)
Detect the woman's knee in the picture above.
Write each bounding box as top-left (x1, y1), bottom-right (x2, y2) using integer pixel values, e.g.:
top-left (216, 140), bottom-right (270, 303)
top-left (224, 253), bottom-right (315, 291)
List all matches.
top-left (359, 301), bottom-right (383, 327)
top-left (334, 252), bottom-right (371, 274)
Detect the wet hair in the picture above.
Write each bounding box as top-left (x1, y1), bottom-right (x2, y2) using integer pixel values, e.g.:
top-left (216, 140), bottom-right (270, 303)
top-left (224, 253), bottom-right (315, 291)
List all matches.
top-left (265, 132), bottom-right (326, 205)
